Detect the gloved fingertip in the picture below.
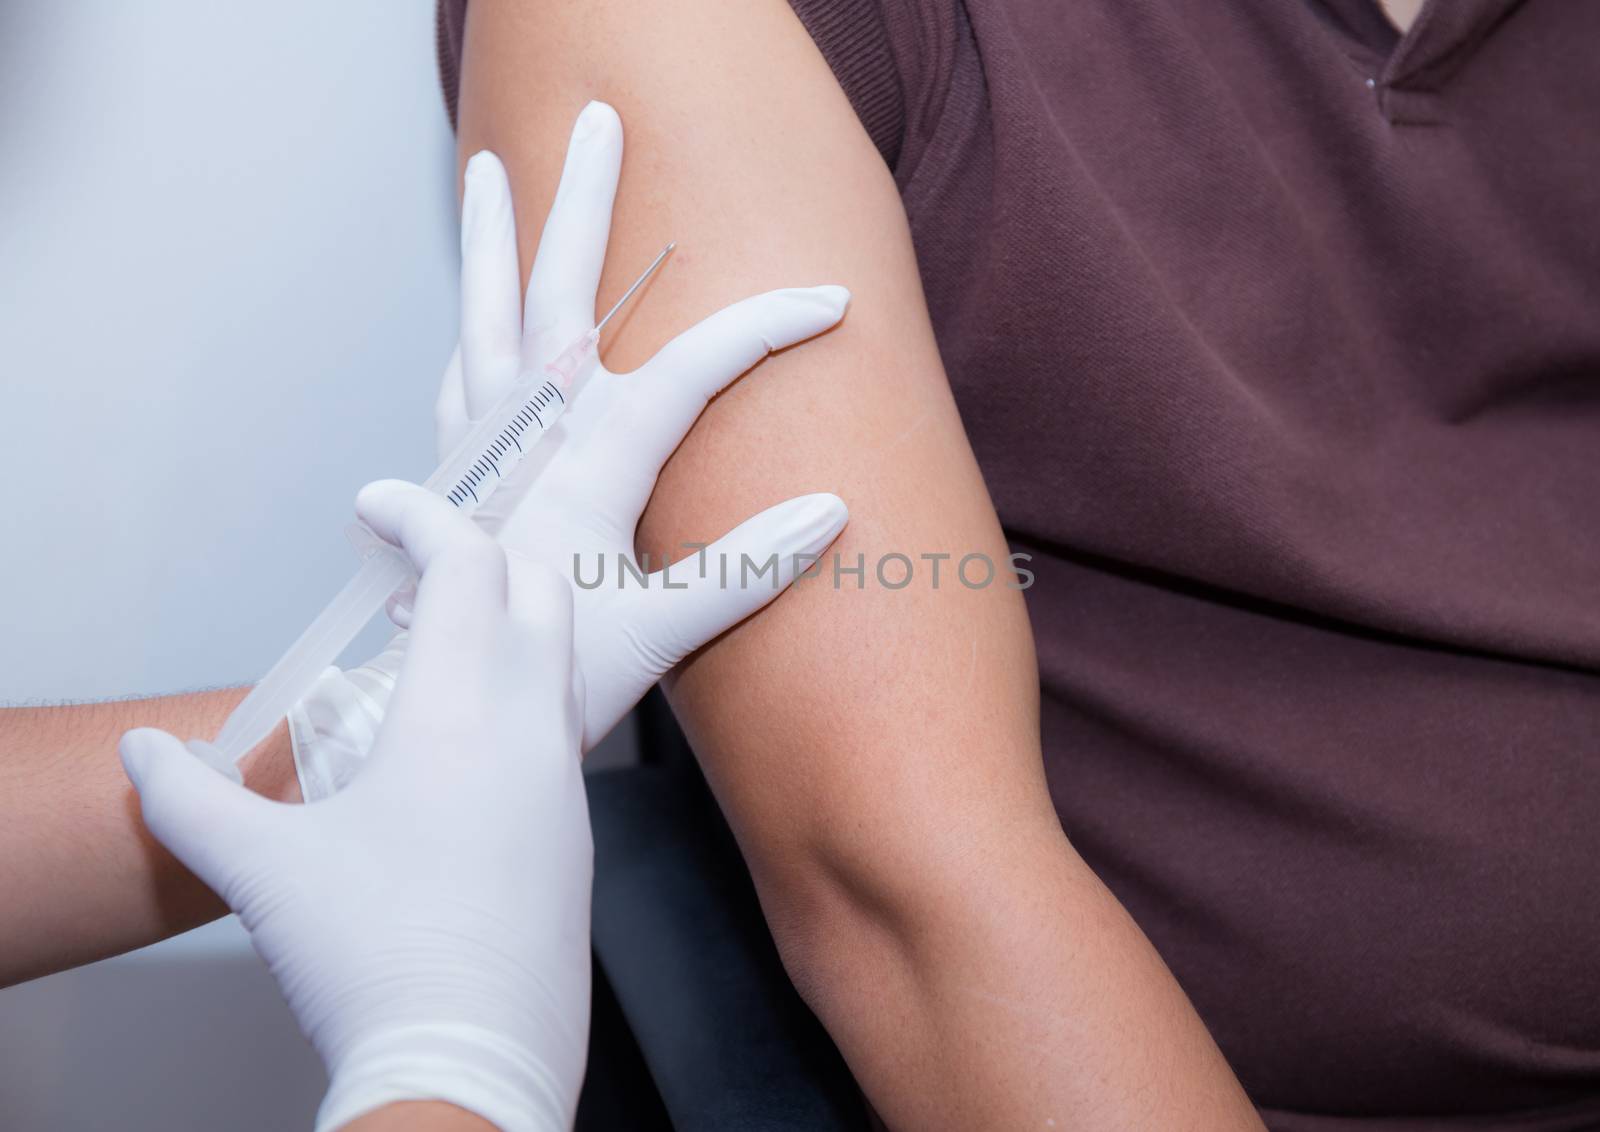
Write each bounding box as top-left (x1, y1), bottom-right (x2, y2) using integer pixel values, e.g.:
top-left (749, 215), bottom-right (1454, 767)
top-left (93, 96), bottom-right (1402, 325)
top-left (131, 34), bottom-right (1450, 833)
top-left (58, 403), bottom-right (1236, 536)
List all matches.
top-left (813, 284), bottom-right (852, 317)
top-left (354, 477), bottom-right (400, 507)
top-left (464, 149), bottom-right (504, 178)
top-left (571, 99), bottom-right (620, 143)
top-left (791, 492), bottom-right (850, 555)
top-left (757, 492), bottom-right (849, 560)
top-left (762, 287), bottom-right (852, 341)
top-left (461, 151), bottom-right (513, 251)
top-left (118, 727), bottom-right (172, 789)
top-left (353, 479), bottom-right (419, 526)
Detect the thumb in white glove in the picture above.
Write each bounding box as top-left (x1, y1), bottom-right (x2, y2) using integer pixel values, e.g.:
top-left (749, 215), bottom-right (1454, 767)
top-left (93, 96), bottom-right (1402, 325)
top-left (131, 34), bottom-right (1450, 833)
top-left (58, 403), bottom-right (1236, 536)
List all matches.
top-left (123, 480), bottom-right (591, 1132)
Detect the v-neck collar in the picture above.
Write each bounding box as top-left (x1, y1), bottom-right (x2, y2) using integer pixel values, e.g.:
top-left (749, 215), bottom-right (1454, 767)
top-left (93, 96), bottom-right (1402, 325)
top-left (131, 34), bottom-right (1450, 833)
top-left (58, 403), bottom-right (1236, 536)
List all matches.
top-left (1392, 0), bottom-right (1529, 89)
top-left (1309, 0), bottom-right (1527, 88)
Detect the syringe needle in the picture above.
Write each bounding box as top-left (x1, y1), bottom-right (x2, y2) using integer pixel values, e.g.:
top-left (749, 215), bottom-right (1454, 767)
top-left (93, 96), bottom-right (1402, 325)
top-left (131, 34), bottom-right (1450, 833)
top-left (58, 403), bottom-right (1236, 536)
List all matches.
top-left (544, 242), bottom-right (677, 394)
top-left (596, 242), bottom-right (675, 334)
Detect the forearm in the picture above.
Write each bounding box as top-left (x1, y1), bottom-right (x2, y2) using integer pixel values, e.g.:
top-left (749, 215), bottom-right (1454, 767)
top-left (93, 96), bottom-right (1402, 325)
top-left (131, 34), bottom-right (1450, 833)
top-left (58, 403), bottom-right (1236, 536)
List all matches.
top-left (0, 690), bottom-right (299, 985)
top-left (765, 816), bottom-right (1263, 1130)
top-left (340, 1102), bottom-right (497, 1132)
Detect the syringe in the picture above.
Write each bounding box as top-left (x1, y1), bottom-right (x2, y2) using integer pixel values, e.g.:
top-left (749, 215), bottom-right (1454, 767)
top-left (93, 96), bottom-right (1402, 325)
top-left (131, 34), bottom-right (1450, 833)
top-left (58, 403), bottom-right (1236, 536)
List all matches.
top-left (213, 242), bottom-right (675, 764)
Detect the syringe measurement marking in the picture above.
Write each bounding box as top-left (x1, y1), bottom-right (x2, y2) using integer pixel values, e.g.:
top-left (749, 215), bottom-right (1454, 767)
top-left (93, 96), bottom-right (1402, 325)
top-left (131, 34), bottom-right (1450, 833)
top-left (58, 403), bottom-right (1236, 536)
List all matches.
top-left (444, 381), bottom-right (567, 509)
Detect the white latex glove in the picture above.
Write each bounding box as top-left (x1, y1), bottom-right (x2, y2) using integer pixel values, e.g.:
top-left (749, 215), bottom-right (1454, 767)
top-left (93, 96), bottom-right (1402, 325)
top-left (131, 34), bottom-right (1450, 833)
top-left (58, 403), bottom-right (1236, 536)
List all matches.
top-left (292, 101), bottom-right (849, 796)
top-left (123, 480), bottom-right (591, 1132)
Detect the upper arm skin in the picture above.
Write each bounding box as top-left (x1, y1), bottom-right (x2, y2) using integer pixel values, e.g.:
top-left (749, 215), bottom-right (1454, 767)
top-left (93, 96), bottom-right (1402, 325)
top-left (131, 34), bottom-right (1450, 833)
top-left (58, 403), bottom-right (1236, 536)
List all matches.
top-left (458, 0), bottom-right (1052, 911)
top-left (455, 4), bottom-right (1259, 1128)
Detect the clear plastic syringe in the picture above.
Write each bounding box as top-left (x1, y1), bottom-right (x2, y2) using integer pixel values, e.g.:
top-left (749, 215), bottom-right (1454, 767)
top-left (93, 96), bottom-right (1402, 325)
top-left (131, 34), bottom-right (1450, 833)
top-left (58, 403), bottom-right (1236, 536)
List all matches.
top-left (213, 242), bottom-right (675, 764)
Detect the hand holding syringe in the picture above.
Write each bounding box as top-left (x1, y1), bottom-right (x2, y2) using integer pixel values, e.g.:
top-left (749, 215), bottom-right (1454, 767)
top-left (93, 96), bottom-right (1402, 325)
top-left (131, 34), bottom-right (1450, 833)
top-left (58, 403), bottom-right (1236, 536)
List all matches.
top-left (214, 103), bottom-right (850, 778)
top-left (212, 243), bottom-right (674, 764)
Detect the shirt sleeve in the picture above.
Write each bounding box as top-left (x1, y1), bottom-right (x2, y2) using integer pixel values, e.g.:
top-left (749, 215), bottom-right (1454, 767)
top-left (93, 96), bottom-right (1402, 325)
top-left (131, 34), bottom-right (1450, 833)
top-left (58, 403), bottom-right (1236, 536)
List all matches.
top-left (436, 0), bottom-right (467, 130)
top-left (433, 0), bottom-right (937, 177)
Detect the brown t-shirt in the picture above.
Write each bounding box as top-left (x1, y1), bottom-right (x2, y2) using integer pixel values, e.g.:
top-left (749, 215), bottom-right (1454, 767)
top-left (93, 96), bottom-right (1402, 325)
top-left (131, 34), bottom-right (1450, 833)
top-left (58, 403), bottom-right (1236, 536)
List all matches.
top-left (437, 1), bottom-right (1600, 1125)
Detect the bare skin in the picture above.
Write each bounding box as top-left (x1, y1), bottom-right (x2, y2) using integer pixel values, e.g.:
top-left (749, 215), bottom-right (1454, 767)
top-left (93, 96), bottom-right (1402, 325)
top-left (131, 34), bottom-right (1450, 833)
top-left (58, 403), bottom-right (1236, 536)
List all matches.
top-left (343, 1102), bottom-right (494, 1131)
top-left (1380, 0), bottom-right (1426, 33)
top-left (1, 709), bottom-right (507, 1132)
top-left (0, 693), bottom-right (298, 987)
top-left (456, 0), bottom-right (1262, 1126)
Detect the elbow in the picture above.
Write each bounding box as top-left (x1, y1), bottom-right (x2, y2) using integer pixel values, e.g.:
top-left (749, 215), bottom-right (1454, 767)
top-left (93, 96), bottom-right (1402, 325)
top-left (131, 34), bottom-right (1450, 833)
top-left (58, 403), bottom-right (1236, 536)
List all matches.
top-left (758, 858), bottom-right (910, 1019)
top-left (745, 817), bottom-right (991, 1017)
top-left (742, 764), bottom-right (1075, 1019)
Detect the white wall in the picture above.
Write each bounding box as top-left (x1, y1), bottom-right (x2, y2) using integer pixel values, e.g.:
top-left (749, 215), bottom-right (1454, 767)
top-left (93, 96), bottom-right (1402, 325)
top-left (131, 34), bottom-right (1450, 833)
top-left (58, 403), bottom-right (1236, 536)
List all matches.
top-left (0, 2), bottom-right (458, 1126)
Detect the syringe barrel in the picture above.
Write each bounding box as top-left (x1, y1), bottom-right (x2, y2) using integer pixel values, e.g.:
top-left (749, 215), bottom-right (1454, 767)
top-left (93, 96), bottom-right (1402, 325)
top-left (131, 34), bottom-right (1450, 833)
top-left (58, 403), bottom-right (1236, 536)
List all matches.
top-left (214, 236), bottom-right (670, 769)
top-left (218, 362), bottom-right (585, 764)
top-left (425, 373), bottom-right (571, 517)
top-left (213, 544), bottom-right (414, 763)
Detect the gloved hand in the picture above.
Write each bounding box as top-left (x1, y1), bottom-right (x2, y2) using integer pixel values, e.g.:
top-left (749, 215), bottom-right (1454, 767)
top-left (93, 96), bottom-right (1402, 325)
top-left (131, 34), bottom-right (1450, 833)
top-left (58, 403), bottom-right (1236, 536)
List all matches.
top-left (292, 101), bottom-right (849, 797)
top-left (123, 480), bottom-right (591, 1132)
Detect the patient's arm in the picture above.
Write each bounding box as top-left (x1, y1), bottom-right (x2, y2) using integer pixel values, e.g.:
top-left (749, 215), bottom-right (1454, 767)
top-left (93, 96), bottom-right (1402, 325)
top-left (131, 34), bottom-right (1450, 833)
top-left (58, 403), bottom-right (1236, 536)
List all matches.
top-left (456, 1), bottom-right (1258, 1125)
top-left (342, 1103), bottom-right (492, 1131)
top-left (0, 695), bottom-right (297, 986)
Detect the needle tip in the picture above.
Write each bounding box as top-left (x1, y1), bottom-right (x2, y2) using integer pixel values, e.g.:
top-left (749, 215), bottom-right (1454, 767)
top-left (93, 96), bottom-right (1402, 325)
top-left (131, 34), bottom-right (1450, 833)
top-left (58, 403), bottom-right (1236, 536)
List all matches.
top-left (594, 240), bottom-right (679, 333)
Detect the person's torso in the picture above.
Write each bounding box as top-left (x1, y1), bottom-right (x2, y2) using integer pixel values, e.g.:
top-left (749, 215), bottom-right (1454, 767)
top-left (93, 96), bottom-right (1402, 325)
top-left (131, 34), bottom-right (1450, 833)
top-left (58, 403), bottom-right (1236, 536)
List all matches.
top-left (879, 0), bottom-right (1600, 1125)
